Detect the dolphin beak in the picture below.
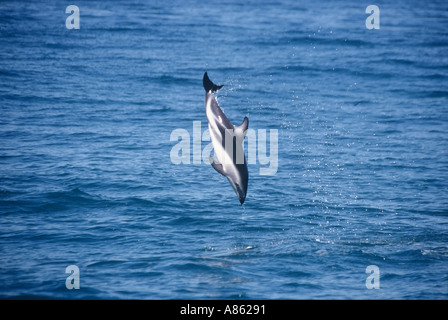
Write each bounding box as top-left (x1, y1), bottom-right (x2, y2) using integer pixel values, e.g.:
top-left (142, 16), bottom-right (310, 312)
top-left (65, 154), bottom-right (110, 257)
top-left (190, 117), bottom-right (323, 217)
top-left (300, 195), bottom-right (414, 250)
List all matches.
top-left (236, 185), bottom-right (246, 205)
top-left (228, 179), bottom-right (247, 205)
top-left (238, 194), bottom-right (246, 205)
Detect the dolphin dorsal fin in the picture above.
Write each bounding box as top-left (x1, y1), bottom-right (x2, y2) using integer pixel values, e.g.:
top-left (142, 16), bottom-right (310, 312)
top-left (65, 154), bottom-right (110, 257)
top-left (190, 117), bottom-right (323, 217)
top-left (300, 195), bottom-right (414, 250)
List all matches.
top-left (234, 116), bottom-right (249, 139)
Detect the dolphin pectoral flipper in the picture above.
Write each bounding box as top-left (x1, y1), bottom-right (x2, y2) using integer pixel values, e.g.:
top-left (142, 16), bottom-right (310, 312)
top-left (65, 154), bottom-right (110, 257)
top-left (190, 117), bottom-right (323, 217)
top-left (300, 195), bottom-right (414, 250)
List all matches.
top-left (209, 157), bottom-right (226, 176)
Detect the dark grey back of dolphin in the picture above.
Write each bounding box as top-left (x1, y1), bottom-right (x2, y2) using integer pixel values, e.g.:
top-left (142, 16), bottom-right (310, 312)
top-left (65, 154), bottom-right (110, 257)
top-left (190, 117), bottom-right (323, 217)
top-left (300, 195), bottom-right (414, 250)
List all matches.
top-left (203, 72), bottom-right (249, 204)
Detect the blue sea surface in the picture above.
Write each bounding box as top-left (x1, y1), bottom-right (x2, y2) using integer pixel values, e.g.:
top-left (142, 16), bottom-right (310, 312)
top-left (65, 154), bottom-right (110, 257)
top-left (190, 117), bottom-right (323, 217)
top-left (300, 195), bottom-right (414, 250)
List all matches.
top-left (0, 0), bottom-right (447, 299)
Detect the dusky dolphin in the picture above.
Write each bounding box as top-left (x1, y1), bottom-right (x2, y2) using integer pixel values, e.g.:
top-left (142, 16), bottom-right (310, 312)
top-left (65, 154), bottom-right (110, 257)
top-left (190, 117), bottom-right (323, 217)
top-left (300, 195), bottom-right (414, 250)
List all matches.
top-left (203, 72), bottom-right (249, 204)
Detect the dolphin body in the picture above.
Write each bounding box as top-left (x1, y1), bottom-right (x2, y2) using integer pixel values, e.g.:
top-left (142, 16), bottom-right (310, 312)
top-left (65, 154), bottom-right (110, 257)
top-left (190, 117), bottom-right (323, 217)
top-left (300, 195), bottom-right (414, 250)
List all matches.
top-left (203, 72), bottom-right (249, 204)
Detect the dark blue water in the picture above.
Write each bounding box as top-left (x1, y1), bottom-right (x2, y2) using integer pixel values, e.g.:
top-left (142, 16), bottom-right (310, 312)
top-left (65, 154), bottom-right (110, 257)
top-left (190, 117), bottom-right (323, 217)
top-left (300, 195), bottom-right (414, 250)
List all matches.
top-left (0, 0), bottom-right (447, 299)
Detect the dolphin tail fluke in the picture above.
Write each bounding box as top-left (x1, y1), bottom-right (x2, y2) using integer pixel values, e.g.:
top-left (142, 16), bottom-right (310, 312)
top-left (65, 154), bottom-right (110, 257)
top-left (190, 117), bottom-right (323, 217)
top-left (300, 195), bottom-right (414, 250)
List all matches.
top-left (203, 72), bottom-right (223, 93)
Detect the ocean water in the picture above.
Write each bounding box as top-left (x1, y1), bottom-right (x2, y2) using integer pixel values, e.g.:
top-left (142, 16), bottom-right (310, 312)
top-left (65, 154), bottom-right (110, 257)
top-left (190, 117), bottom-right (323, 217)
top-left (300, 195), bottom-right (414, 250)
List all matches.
top-left (0, 0), bottom-right (447, 299)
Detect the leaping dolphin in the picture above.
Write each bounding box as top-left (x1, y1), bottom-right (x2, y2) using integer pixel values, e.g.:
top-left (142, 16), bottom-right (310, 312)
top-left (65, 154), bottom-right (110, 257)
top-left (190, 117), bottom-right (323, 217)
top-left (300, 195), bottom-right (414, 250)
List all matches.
top-left (203, 72), bottom-right (249, 204)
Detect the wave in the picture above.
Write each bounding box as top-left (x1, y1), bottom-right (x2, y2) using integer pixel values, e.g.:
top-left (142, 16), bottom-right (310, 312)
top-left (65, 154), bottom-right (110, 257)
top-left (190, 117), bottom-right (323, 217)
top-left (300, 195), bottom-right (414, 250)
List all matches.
top-left (279, 35), bottom-right (375, 47)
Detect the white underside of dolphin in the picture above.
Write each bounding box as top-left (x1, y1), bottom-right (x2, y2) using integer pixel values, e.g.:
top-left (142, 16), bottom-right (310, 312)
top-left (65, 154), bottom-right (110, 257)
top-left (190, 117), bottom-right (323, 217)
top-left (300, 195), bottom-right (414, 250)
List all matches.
top-left (203, 72), bottom-right (249, 204)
